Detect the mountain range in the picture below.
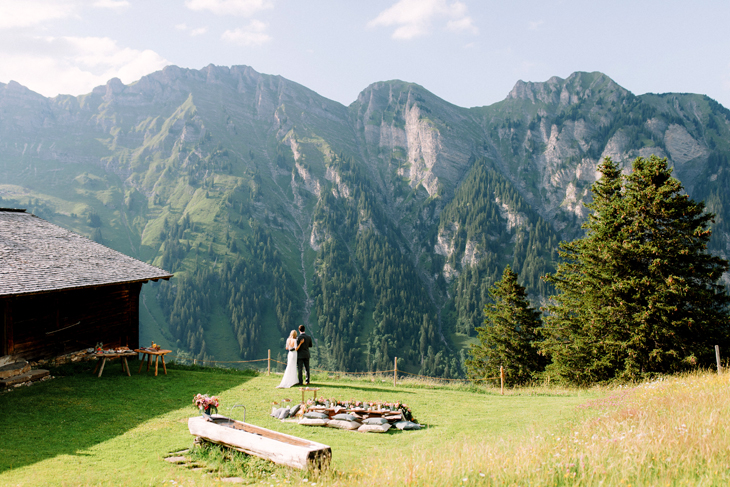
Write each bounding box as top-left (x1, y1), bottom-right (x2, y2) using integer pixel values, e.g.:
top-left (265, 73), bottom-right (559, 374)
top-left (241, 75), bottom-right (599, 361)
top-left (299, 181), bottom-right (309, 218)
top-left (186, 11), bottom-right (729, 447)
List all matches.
top-left (1, 65), bottom-right (729, 377)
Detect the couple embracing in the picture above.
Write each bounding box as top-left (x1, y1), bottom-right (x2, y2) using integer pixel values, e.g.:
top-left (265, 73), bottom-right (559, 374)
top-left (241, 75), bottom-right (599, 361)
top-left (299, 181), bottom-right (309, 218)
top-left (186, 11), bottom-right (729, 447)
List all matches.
top-left (276, 325), bottom-right (313, 389)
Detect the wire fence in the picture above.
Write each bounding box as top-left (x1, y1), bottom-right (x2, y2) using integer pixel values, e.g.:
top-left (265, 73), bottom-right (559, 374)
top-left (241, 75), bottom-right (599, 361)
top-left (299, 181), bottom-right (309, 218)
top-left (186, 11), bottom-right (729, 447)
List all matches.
top-left (163, 350), bottom-right (507, 392)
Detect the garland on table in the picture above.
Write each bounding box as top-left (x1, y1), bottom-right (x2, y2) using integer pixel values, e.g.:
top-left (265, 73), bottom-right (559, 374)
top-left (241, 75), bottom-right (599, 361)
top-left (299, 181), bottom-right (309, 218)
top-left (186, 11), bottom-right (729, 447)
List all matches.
top-left (304, 397), bottom-right (416, 422)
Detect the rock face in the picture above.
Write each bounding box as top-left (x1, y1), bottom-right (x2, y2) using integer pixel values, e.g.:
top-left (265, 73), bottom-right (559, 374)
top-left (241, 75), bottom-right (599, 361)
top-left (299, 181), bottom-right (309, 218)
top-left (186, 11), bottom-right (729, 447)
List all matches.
top-left (2, 66), bottom-right (730, 362)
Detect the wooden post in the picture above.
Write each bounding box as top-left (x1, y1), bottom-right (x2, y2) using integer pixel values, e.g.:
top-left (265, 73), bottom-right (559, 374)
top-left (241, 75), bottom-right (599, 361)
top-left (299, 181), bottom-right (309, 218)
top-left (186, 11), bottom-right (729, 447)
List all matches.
top-left (268, 349), bottom-right (271, 376)
top-left (194, 358), bottom-right (197, 366)
top-left (716, 345), bottom-right (722, 374)
top-left (394, 357), bottom-right (397, 387)
top-left (500, 366), bottom-right (504, 395)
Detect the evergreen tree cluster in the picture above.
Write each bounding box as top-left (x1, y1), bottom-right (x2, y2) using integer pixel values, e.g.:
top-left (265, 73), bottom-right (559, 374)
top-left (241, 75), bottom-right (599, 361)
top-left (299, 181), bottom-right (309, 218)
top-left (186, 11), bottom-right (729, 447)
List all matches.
top-left (439, 160), bottom-right (558, 336)
top-left (468, 156), bottom-right (730, 385)
top-left (466, 265), bottom-right (544, 384)
top-left (159, 221), bottom-right (298, 361)
top-left (310, 154), bottom-right (452, 376)
top-left (542, 156), bottom-right (730, 383)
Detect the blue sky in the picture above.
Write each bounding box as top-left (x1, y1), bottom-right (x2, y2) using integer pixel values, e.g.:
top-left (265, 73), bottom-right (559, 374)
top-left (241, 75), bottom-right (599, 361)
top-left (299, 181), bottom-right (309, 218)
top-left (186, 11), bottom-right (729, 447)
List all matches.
top-left (1, 0), bottom-right (729, 109)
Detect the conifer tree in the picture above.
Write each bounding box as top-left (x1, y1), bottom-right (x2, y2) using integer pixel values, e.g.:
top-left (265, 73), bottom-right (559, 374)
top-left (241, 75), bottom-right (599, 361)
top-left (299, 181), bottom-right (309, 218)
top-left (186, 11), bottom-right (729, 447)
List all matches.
top-left (466, 265), bottom-right (544, 385)
top-left (542, 155), bottom-right (730, 384)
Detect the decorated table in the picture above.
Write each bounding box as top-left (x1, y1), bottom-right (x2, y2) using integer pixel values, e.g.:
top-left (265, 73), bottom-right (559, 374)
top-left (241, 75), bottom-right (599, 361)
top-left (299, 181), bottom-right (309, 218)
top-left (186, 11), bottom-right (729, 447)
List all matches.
top-left (90, 349), bottom-right (137, 377)
top-left (134, 347), bottom-right (172, 376)
top-left (271, 396), bottom-right (420, 433)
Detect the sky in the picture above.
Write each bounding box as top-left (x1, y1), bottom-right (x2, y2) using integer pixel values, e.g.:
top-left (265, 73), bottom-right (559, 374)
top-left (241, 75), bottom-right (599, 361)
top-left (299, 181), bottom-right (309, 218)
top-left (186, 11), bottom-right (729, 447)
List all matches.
top-left (1, 0), bottom-right (729, 110)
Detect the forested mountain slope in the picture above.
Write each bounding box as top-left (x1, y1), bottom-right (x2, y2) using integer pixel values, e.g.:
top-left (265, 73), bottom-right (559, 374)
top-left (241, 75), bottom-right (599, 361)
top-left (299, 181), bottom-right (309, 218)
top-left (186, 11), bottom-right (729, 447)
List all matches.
top-left (1, 66), bottom-right (729, 377)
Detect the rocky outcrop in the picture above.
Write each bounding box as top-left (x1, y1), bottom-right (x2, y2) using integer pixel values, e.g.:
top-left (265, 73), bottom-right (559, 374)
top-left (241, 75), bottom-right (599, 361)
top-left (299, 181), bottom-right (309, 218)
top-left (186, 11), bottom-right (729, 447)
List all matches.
top-left (434, 222), bottom-right (458, 258)
top-left (495, 197), bottom-right (527, 231)
top-left (664, 124), bottom-right (708, 164)
top-left (309, 221), bottom-right (330, 251)
top-left (461, 240), bottom-right (484, 267)
top-left (325, 166), bottom-right (351, 199)
top-left (295, 162), bottom-right (322, 198)
top-left (397, 103), bottom-right (441, 196)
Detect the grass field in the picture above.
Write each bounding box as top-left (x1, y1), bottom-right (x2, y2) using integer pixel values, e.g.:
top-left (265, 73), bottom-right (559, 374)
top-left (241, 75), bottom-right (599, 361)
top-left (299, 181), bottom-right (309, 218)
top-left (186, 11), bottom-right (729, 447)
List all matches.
top-left (0, 361), bottom-right (727, 486)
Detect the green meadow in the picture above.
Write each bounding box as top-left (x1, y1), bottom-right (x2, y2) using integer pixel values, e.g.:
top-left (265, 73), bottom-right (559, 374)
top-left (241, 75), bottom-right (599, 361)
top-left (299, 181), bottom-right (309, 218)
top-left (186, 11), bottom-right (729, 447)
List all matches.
top-left (0, 361), bottom-right (727, 486)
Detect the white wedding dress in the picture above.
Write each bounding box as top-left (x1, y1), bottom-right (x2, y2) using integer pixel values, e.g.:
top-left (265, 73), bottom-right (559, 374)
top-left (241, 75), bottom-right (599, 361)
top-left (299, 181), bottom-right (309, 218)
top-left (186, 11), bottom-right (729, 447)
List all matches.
top-left (276, 338), bottom-right (299, 389)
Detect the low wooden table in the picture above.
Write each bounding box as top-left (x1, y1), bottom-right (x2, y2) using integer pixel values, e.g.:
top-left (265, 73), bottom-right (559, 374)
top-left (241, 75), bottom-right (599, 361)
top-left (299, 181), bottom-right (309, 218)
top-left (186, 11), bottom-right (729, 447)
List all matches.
top-left (299, 387), bottom-right (320, 404)
top-left (135, 348), bottom-right (172, 376)
top-left (91, 351), bottom-right (137, 378)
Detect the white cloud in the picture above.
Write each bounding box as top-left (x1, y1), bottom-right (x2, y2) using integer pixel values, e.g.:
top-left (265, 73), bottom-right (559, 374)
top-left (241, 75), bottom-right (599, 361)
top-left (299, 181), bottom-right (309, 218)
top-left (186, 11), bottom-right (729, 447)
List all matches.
top-left (0, 1), bottom-right (75, 29)
top-left (185, 0), bottom-right (272, 17)
top-left (446, 17), bottom-right (477, 34)
top-left (176, 23), bottom-right (208, 36)
top-left (368, 0), bottom-right (477, 40)
top-left (221, 20), bottom-right (271, 46)
top-left (0, 36), bottom-right (168, 97)
top-left (93, 0), bottom-right (130, 9)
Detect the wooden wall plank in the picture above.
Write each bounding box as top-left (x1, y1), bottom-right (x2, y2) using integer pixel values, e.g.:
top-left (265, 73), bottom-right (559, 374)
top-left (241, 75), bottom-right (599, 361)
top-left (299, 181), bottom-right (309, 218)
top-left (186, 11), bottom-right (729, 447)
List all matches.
top-left (1, 300), bottom-right (7, 356)
top-left (5, 300), bottom-right (13, 355)
top-left (9, 283), bottom-right (146, 360)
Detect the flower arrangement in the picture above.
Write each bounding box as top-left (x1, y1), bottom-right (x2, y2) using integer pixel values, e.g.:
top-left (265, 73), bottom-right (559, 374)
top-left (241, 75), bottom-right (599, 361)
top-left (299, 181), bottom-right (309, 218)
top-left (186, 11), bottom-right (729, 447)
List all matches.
top-left (303, 397), bottom-right (416, 422)
top-left (193, 394), bottom-right (219, 415)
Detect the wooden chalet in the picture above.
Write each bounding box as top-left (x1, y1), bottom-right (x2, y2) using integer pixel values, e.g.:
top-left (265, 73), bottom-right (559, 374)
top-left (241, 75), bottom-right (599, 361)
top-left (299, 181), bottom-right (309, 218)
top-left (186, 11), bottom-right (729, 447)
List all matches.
top-left (0, 209), bottom-right (172, 361)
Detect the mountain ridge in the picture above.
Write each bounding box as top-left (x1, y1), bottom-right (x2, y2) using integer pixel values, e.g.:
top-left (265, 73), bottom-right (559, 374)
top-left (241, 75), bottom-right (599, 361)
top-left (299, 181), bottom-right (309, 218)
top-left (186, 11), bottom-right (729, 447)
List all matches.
top-left (1, 64), bottom-right (729, 377)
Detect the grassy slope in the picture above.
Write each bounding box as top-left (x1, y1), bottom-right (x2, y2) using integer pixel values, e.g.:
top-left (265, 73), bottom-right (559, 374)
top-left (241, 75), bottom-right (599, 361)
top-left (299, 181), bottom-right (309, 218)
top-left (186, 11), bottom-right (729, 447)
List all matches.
top-left (2, 365), bottom-right (728, 486)
top-left (0, 364), bottom-right (592, 486)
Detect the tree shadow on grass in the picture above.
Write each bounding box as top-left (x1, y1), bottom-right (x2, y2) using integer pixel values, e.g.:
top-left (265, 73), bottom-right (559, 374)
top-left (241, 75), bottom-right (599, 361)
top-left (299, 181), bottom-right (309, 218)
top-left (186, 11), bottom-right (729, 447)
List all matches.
top-left (0, 360), bottom-right (255, 473)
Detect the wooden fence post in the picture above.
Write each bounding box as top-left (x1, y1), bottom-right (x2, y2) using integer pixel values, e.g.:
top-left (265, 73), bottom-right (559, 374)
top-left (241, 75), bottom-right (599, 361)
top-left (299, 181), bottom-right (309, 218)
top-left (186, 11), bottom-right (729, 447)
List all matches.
top-left (193, 358), bottom-right (197, 366)
top-left (394, 357), bottom-right (398, 387)
top-left (500, 366), bottom-right (504, 395)
top-left (268, 349), bottom-right (271, 376)
top-left (716, 345), bottom-right (722, 374)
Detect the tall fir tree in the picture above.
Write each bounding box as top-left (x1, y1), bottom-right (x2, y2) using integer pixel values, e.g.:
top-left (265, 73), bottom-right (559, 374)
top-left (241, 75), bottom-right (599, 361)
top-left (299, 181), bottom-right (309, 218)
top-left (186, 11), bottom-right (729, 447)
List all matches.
top-left (542, 155), bottom-right (730, 384)
top-left (466, 265), bottom-right (544, 385)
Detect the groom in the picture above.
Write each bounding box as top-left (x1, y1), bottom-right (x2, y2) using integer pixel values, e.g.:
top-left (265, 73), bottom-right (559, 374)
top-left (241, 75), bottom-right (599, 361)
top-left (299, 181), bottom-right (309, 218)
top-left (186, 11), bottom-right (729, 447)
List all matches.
top-left (296, 325), bottom-right (313, 385)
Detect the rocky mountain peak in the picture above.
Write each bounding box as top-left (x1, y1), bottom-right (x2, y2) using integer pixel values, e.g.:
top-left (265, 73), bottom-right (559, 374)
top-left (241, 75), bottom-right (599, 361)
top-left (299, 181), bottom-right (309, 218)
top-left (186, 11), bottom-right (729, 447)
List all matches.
top-left (507, 71), bottom-right (628, 106)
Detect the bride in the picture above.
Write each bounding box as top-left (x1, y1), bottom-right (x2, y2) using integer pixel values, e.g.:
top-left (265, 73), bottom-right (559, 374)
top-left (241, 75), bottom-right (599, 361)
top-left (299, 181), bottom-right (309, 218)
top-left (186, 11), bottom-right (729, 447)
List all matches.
top-left (276, 330), bottom-right (300, 389)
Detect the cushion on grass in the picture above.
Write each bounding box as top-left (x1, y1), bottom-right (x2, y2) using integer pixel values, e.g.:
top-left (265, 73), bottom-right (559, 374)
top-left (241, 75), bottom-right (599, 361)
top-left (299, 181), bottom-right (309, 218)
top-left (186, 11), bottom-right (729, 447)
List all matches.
top-left (271, 407), bottom-right (285, 418)
top-left (394, 421), bottom-right (421, 430)
top-left (362, 417), bottom-right (389, 425)
top-left (298, 418), bottom-right (329, 426)
top-left (358, 423), bottom-right (391, 433)
top-left (326, 419), bottom-right (361, 430)
top-left (332, 413), bottom-right (360, 422)
top-left (289, 404), bottom-right (301, 416)
top-left (277, 407), bottom-right (291, 419)
top-left (304, 411), bottom-right (329, 420)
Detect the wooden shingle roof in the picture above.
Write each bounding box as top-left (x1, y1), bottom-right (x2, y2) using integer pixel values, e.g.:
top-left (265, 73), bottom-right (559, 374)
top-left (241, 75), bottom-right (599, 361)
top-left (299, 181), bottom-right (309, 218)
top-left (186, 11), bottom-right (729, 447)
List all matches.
top-left (0, 210), bottom-right (172, 296)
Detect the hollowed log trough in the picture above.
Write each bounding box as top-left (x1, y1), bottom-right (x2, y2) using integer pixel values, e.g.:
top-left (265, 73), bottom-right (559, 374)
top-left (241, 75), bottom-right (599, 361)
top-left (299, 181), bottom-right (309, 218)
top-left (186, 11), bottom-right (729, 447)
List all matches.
top-left (188, 415), bottom-right (331, 470)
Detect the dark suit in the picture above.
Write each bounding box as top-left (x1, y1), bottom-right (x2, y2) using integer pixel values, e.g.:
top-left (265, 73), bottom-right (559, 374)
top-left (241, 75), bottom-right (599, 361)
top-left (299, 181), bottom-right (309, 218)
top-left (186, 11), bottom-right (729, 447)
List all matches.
top-left (296, 332), bottom-right (313, 385)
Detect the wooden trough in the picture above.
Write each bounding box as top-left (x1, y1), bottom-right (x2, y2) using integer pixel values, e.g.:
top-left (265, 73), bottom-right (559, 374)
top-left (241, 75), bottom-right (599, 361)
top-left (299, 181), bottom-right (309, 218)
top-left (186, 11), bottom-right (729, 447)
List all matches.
top-left (188, 415), bottom-right (331, 470)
